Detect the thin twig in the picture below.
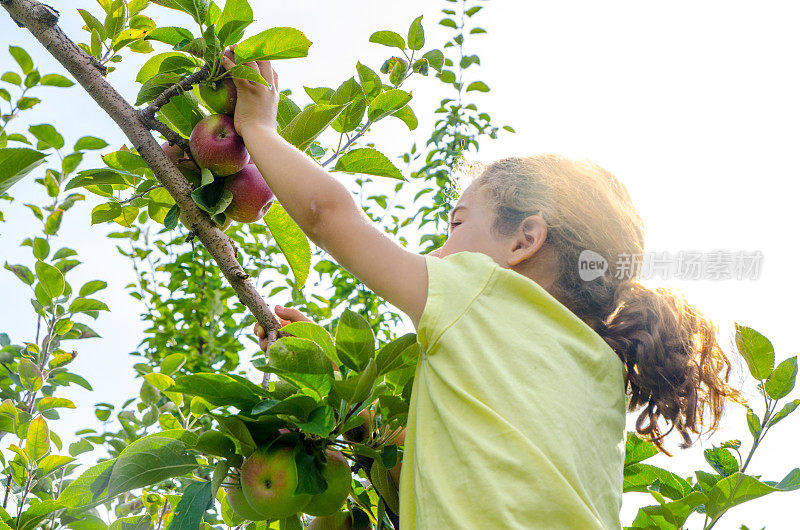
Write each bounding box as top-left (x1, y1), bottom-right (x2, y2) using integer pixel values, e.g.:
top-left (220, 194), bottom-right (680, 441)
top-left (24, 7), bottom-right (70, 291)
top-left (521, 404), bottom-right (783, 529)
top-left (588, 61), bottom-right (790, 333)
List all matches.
top-left (321, 119), bottom-right (373, 167)
top-left (120, 184), bottom-right (163, 204)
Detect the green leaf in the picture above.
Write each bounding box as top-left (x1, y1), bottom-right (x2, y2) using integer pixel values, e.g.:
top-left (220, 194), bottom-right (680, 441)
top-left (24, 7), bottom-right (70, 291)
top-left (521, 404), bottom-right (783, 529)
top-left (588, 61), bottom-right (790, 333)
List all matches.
top-left (296, 406), bottom-right (335, 437)
top-left (704, 446), bottom-right (739, 477)
top-left (1, 72), bottom-right (21, 86)
top-left (333, 147), bottom-right (404, 181)
top-left (369, 31), bottom-right (405, 50)
top-left (0, 148), bottom-right (47, 196)
top-left (264, 202), bottom-right (311, 289)
top-left (191, 177), bottom-right (232, 216)
top-left (217, 0), bottom-right (253, 46)
top-left (466, 81), bottom-right (490, 92)
top-left (351, 358), bottom-right (377, 403)
top-left (35, 261), bottom-right (65, 299)
top-left (78, 9), bottom-right (106, 40)
top-left (136, 52), bottom-right (198, 84)
top-left (234, 27), bottom-right (312, 62)
top-left (251, 394), bottom-right (317, 419)
top-left (765, 356), bottom-right (797, 400)
top-left (104, 0), bottom-right (128, 40)
top-left (277, 93), bottom-right (301, 129)
top-left (280, 322), bottom-right (338, 366)
top-left (37, 454), bottom-right (75, 477)
top-left (26, 416), bottom-right (50, 460)
top-left (107, 436), bottom-right (198, 497)
top-left (268, 337), bottom-right (334, 375)
top-left (69, 297), bottom-right (110, 314)
top-left (58, 459), bottom-right (115, 509)
top-left (164, 204), bottom-right (180, 229)
top-left (304, 86), bottom-right (334, 104)
top-left (160, 353), bottom-right (187, 375)
top-left (9, 46), bottom-right (33, 75)
top-left (18, 359), bottom-right (43, 392)
top-left (5, 262), bottom-right (35, 285)
top-left (29, 124), bottom-right (65, 150)
top-left (226, 64), bottom-right (269, 85)
top-left (623, 462), bottom-right (693, 500)
top-left (375, 333), bottom-right (418, 375)
top-left (171, 373), bottom-right (263, 410)
top-left (335, 310), bottom-right (375, 372)
top-left (91, 203), bottom-right (123, 224)
top-left (79, 280), bottom-right (107, 297)
top-left (367, 89), bottom-right (412, 122)
top-left (391, 105), bottom-right (417, 130)
top-left (109, 516), bottom-right (152, 530)
top-left (746, 409), bottom-right (761, 438)
top-left (439, 18), bottom-right (457, 29)
top-left (735, 324), bottom-right (774, 380)
top-left (33, 237), bottom-right (50, 260)
top-left (407, 15), bottom-right (425, 50)
top-left (39, 74), bottom-right (74, 87)
top-left (44, 209), bottom-right (64, 235)
top-left (356, 62), bottom-right (382, 101)
top-left (330, 77), bottom-right (366, 133)
top-left (705, 470), bottom-right (800, 520)
top-left (17, 96), bottom-right (41, 110)
top-left (767, 399), bottom-right (800, 429)
top-left (37, 397), bottom-right (76, 412)
top-left (166, 480), bottom-right (213, 530)
top-left (74, 136), bottom-right (109, 151)
top-left (151, 0), bottom-right (209, 24)
top-left (158, 92), bottom-right (205, 138)
top-left (146, 26), bottom-right (195, 46)
top-left (280, 103), bottom-right (348, 151)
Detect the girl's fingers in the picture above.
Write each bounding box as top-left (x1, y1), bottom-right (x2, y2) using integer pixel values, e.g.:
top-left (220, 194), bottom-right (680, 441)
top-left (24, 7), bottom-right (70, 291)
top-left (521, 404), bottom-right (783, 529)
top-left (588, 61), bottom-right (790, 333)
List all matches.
top-left (275, 305), bottom-right (312, 323)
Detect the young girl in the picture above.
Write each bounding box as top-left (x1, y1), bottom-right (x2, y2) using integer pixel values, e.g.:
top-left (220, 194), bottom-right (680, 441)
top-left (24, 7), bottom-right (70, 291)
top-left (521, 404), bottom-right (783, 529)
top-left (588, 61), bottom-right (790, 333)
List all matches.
top-left (224, 55), bottom-right (744, 529)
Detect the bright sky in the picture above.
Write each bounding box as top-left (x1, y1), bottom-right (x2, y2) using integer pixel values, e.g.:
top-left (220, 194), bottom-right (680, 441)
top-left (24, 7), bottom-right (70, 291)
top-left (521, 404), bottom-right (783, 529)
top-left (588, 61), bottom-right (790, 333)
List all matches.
top-left (1, 1), bottom-right (799, 528)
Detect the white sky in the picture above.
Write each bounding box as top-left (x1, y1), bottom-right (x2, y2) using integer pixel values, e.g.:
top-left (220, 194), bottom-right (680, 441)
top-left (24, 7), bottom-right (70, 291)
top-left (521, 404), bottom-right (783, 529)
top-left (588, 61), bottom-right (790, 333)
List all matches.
top-left (1, 1), bottom-right (799, 528)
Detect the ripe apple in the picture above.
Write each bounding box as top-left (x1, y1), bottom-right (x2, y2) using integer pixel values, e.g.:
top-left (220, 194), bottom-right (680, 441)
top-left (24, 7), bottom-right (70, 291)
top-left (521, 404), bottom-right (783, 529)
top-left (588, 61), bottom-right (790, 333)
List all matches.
top-left (308, 512), bottom-right (354, 530)
top-left (303, 450), bottom-right (352, 516)
top-left (189, 114), bottom-right (249, 177)
top-left (161, 141), bottom-right (200, 185)
top-left (240, 445), bottom-right (311, 519)
top-left (223, 164), bottom-right (275, 223)
top-left (225, 483), bottom-right (265, 521)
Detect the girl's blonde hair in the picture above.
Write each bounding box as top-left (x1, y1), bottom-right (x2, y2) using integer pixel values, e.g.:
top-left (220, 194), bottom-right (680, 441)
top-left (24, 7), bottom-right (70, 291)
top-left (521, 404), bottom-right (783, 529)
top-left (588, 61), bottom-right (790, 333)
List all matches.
top-left (470, 154), bottom-right (745, 456)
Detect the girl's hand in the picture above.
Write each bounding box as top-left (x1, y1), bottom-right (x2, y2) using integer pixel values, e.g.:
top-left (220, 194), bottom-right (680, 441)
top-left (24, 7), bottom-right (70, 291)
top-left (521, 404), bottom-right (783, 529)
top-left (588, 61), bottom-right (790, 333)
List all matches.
top-left (221, 46), bottom-right (279, 137)
top-left (254, 305), bottom-right (312, 353)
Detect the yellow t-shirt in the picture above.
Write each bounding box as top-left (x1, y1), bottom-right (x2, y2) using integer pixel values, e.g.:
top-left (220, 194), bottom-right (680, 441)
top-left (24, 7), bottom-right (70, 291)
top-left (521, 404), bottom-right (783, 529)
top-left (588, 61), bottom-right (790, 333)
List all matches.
top-left (398, 251), bottom-right (627, 529)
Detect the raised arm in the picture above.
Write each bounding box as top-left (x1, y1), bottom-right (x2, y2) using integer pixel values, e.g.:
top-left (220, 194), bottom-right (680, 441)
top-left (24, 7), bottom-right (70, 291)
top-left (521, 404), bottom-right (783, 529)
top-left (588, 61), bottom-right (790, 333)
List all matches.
top-left (223, 55), bottom-right (428, 327)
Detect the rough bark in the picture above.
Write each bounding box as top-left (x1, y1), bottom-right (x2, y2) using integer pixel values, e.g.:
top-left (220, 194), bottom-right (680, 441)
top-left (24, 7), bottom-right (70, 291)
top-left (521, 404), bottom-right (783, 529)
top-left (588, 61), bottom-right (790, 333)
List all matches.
top-left (1, 0), bottom-right (285, 336)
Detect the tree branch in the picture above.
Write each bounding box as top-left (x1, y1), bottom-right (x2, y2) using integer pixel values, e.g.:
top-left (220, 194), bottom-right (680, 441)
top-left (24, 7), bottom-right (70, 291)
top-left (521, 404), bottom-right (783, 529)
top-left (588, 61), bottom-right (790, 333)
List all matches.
top-left (140, 64), bottom-right (210, 120)
top-left (321, 119), bottom-right (373, 167)
top-left (0, 0), bottom-right (286, 337)
top-left (137, 111), bottom-right (191, 153)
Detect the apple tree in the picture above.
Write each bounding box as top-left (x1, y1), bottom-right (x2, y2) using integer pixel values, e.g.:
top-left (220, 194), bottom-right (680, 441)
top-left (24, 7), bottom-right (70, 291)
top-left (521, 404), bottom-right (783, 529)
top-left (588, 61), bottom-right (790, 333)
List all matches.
top-left (0, 0), bottom-right (798, 529)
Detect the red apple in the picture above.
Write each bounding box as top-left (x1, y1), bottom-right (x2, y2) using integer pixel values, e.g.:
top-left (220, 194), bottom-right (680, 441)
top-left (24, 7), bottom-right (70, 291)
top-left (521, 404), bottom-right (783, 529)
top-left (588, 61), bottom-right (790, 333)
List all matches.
top-left (303, 450), bottom-right (352, 516)
top-left (308, 512), bottom-right (354, 530)
top-left (189, 114), bottom-right (249, 177)
top-left (240, 445), bottom-right (311, 519)
top-left (223, 164), bottom-right (275, 223)
top-left (225, 483), bottom-right (265, 521)
top-left (161, 141), bottom-right (200, 185)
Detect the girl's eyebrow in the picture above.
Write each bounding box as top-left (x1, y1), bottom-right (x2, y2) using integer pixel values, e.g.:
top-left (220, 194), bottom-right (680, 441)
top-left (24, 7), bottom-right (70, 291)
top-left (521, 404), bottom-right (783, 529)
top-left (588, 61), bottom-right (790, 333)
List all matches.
top-left (449, 205), bottom-right (467, 221)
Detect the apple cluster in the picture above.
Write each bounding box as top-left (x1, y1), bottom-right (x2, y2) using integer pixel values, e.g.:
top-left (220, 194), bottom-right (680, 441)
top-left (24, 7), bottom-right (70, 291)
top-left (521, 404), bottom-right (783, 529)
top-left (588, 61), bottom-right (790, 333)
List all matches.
top-left (161, 57), bottom-right (275, 228)
top-left (225, 443), bottom-right (353, 526)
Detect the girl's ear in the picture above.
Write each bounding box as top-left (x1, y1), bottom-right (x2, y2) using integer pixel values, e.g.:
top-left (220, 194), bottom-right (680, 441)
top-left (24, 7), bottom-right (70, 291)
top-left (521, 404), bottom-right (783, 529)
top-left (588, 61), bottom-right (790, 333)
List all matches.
top-left (507, 214), bottom-right (548, 266)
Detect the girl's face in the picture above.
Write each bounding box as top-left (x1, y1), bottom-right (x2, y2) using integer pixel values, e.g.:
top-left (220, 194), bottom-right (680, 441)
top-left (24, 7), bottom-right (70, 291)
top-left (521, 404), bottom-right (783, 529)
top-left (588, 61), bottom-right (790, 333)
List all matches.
top-left (430, 184), bottom-right (509, 266)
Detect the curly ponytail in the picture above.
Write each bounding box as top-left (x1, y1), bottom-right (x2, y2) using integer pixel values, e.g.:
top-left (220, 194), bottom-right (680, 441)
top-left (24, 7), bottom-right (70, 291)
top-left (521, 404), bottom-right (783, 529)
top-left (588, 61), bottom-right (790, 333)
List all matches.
top-left (471, 154), bottom-right (745, 455)
top-left (597, 281), bottom-right (745, 456)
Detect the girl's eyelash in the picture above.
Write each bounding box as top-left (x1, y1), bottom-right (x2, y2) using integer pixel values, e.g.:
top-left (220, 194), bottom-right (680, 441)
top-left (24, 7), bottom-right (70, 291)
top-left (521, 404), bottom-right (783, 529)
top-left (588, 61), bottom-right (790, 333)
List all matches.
top-left (449, 221), bottom-right (461, 228)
